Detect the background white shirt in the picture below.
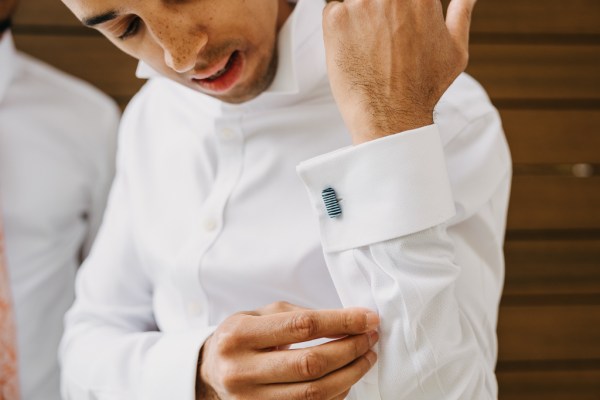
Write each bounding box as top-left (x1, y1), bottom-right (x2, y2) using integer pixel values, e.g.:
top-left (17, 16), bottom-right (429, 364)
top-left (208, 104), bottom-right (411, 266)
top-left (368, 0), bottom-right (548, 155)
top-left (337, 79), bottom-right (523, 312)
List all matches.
top-left (60, 0), bottom-right (512, 398)
top-left (0, 31), bottom-right (119, 400)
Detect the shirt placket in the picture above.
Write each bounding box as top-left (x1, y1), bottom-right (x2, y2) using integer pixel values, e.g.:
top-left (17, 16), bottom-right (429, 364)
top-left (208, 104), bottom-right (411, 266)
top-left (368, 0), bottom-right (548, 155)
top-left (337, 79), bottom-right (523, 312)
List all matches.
top-left (172, 113), bottom-right (245, 327)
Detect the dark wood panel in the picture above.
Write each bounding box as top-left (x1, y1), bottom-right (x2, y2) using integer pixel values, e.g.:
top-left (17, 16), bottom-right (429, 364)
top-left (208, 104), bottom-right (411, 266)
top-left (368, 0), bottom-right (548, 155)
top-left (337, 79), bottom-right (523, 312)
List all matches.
top-left (504, 239), bottom-right (600, 297)
top-left (471, 0), bottom-right (600, 36)
top-left (13, 0), bottom-right (81, 27)
top-left (468, 44), bottom-right (600, 101)
top-left (508, 176), bottom-right (600, 230)
top-left (497, 369), bottom-right (600, 400)
top-left (498, 305), bottom-right (600, 361)
top-left (13, 34), bottom-right (144, 99)
top-left (15, 0), bottom-right (600, 36)
top-left (501, 109), bottom-right (600, 164)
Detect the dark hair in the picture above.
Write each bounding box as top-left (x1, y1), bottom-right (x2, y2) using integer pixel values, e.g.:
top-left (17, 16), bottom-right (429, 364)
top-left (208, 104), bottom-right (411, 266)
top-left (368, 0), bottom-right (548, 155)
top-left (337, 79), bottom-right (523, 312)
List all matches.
top-left (0, 18), bottom-right (11, 34)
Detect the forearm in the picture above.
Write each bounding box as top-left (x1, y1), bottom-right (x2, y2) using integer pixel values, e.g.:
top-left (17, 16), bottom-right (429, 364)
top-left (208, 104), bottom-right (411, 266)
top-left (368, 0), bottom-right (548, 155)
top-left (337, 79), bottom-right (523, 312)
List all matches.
top-left (297, 104), bottom-right (509, 398)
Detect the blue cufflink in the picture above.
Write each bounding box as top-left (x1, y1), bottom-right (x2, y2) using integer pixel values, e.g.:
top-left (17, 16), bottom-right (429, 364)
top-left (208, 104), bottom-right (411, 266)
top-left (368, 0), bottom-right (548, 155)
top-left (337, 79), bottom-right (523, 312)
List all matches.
top-left (322, 187), bottom-right (342, 218)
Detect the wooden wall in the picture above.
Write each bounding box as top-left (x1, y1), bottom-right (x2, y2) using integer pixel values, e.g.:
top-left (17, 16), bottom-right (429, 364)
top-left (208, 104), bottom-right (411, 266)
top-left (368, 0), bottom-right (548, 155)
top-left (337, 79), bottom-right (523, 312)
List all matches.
top-left (12, 1), bottom-right (600, 398)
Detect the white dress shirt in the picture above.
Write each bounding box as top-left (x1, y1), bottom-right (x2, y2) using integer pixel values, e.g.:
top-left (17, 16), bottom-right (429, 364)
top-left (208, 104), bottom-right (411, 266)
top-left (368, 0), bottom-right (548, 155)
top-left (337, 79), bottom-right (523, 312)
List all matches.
top-left (0, 31), bottom-right (119, 400)
top-left (60, 0), bottom-right (511, 398)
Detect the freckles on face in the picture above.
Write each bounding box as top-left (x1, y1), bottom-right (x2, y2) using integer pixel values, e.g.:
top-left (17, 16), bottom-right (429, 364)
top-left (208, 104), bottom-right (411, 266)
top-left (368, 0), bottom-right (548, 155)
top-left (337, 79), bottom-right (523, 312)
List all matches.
top-left (61, 0), bottom-right (293, 102)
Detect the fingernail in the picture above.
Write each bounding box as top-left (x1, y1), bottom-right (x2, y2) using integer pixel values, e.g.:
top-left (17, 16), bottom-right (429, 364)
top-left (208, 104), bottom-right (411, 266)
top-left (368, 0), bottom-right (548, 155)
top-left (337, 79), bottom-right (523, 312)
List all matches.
top-left (366, 312), bottom-right (380, 330)
top-left (365, 350), bottom-right (377, 366)
top-left (368, 330), bottom-right (379, 346)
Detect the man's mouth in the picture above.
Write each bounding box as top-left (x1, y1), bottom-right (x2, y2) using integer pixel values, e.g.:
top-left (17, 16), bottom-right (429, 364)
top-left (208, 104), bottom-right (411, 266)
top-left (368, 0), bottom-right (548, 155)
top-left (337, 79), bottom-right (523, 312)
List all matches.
top-left (191, 51), bottom-right (244, 94)
top-left (203, 52), bottom-right (239, 82)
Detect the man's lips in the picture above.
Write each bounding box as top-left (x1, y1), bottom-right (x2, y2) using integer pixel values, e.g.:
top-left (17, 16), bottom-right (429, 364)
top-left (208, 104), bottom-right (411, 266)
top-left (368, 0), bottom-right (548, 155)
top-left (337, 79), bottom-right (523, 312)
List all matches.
top-left (191, 52), bottom-right (237, 81)
top-left (190, 51), bottom-right (244, 94)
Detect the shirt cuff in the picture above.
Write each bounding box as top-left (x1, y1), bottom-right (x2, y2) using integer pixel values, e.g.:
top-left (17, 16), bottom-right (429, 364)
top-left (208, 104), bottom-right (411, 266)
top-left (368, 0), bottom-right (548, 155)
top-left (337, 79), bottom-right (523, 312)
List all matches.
top-left (297, 124), bottom-right (456, 252)
top-left (141, 328), bottom-right (215, 400)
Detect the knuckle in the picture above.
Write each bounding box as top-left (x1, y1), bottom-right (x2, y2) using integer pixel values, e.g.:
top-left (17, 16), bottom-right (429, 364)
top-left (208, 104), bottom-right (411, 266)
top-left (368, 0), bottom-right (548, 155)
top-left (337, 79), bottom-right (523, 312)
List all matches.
top-left (219, 362), bottom-right (245, 389)
top-left (302, 383), bottom-right (327, 400)
top-left (323, 2), bottom-right (347, 29)
top-left (343, 311), bottom-right (365, 332)
top-left (358, 353), bottom-right (374, 374)
top-left (353, 335), bottom-right (369, 357)
top-left (291, 312), bottom-right (319, 339)
top-left (214, 319), bottom-right (246, 354)
top-left (462, 6), bottom-right (473, 24)
top-left (297, 351), bottom-right (327, 379)
top-left (273, 300), bottom-right (292, 312)
top-left (353, 0), bottom-right (371, 11)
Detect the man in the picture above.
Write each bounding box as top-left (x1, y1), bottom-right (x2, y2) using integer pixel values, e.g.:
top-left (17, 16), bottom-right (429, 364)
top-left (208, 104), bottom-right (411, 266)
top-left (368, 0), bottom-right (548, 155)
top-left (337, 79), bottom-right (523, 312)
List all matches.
top-left (0, 0), bottom-right (119, 397)
top-left (59, 0), bottom-right (511, 399)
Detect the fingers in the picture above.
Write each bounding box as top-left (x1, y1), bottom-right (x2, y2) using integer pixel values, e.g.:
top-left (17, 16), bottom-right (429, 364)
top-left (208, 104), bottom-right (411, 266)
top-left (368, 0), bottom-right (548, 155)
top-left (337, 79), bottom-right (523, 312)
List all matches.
top-left (255, 331), bottom-right (379, 384)
top-left (446, 0), bottom-right (477, 51)
top-left (243, 308), bottom-right (380, 349)
top-left (254, 301), bottom-right (310, 316)
top-left (201, 305), bottom-right (380, 399)
top-left (262, 350), bottom-right (377, 400)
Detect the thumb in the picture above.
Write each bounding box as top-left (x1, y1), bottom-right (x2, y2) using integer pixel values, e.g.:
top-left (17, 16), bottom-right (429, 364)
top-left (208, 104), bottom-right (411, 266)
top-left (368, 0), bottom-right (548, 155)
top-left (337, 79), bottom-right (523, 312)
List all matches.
top-left (446, 0), bottom-right (477, 51)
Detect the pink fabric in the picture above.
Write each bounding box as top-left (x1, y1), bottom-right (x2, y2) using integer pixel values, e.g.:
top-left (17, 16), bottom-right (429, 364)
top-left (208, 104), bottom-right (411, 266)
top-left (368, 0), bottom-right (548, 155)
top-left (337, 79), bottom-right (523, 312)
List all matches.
top-left (0, 218), bottom-right (19, 400)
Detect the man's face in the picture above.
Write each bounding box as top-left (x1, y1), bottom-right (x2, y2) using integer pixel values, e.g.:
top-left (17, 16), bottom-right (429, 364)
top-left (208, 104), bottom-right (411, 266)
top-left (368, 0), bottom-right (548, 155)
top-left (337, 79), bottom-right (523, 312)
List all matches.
top-left (61, 0), bottom-right (294, 104)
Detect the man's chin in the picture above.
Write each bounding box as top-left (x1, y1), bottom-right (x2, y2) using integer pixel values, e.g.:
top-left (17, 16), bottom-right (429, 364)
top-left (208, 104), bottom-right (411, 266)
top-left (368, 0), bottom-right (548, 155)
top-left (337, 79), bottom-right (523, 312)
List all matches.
top-left (205, 85), bottom-right (265, 105)
top-left (187, 50), bottom-right (279, 105)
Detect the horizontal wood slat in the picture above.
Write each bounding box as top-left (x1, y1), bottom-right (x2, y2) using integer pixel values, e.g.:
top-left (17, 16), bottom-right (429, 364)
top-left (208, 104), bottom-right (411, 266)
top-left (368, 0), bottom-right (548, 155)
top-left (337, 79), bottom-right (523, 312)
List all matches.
top-left (497, 369), bottom-right (600, 400)
top-left (13, 0), bottom-right (91, 28)
top-left (504, 239), bottom-right (600, 297)
top-left (13, 34), bottom-right (144, 99)
top-left (501, 109), bottom-right (600, 164)
top-left (508, 176), bottom-right (600, 230)
top-left (467, 44), bottom-right (600, 101)
top-left (497, 305), bottom-right (600, 361)
top-left (15, 0), bottom-right (600, 36)
top-left (471, 0), bottom-right (600, 36)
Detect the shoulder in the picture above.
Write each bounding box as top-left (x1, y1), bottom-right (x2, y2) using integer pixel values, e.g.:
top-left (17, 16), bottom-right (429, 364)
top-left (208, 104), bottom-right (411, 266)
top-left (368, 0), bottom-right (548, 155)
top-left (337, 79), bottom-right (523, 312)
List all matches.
top-left (15, 52), bottom-right (120, 128)
top-left (11, 53), bottom-right (120, 167)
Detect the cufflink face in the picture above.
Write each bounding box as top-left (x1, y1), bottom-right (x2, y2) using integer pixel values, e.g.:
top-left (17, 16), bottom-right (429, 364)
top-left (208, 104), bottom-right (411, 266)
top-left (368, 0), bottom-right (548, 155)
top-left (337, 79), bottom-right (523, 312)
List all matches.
top-left (322, 187), bottom-right (342, 218)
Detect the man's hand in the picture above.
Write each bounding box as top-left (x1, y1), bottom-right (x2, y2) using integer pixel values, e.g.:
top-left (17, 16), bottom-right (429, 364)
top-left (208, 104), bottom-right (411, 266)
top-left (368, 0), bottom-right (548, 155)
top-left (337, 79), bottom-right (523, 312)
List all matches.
top-left (323, 0), bottom-right (477, 143)
top-left (197, 302), bottom-right (379, 399)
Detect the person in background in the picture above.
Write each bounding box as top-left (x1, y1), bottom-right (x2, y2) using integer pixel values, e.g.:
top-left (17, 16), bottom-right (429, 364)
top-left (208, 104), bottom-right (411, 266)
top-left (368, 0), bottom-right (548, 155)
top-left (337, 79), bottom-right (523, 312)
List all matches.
top-left (0, 0), bottom-right (119, 397)
top-left (58, 0), bottom-right (511, 399)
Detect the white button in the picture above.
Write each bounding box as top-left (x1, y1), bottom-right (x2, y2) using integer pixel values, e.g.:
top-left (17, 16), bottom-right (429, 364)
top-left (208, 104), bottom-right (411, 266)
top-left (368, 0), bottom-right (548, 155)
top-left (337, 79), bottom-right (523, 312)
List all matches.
top-left (187, 302), bottom-right (202, 315)
top-left (220, 128), bottom-right (235, 140)
top-left (202, 217), bottom-right (218, 232)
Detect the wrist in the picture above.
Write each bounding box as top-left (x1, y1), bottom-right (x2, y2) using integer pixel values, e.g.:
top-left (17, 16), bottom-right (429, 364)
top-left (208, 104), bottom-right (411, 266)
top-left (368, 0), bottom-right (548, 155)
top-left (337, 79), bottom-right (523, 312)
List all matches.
top-left (351, 112), bottom-right (434, 144)
top-left (195, 342), bottom-right (219, 400)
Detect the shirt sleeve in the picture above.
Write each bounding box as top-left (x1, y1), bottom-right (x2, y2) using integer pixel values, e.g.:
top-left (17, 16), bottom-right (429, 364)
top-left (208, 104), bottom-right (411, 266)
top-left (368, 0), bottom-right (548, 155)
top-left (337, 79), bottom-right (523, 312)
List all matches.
top-left (297, 116), bottom-right (511, 399)
top-left (59, 123), bottom-right (213, 400)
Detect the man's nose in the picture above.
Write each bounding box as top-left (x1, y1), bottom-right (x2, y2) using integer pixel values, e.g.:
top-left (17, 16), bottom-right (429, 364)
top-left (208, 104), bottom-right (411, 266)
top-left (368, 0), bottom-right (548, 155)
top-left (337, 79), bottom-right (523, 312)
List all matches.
top-left (150, 21), bottom-right (208, 73)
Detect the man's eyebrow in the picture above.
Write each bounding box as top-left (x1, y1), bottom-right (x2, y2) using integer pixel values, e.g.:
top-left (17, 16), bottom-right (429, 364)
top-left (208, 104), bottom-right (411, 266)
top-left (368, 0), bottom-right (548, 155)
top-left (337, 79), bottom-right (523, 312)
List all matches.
top-left (82, 10), bottom-right (119, 27)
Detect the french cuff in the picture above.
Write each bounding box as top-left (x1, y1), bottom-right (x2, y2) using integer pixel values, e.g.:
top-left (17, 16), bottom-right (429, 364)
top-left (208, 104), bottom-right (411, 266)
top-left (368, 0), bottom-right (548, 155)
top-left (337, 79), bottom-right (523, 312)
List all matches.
top-left (297, 124), bottom-right (456, 252)
top-left (141, 328), bottom-right (215, 400)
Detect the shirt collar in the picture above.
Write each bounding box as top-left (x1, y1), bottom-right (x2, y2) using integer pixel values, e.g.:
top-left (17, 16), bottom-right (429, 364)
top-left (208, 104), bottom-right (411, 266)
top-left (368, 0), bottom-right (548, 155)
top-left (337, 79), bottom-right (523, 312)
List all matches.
top-left (136, 0), bottom-right (327, 105)
top-left (0, 30), bottom-right (17, 104)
